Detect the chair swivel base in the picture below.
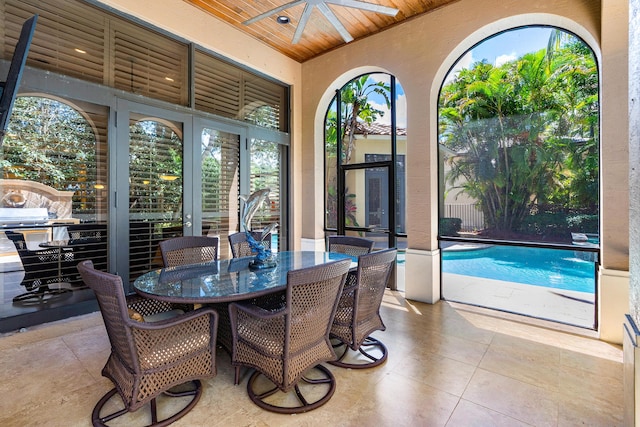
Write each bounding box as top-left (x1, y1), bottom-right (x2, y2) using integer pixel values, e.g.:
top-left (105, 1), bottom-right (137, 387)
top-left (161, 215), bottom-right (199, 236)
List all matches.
top-left (329, 336), bottom-right (388, 369)
top-left (92, 380), bottom-right (202, 427)
top-left (247, 365), bottom-right (336, 414)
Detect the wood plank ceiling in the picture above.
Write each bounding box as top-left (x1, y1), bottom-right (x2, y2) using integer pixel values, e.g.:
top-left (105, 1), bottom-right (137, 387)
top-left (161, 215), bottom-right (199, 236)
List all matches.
top-left (184, 0), bottom-right (460, 62)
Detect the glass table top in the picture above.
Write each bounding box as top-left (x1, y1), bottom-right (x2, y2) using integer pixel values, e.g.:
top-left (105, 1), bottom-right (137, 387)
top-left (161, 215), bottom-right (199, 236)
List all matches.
top-left (133, 251), bottom-right (355, 303)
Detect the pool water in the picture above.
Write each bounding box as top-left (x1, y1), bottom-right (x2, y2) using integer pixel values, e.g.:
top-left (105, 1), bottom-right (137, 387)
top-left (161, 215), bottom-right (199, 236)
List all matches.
top-left (442, 245), bottom-right (597, 293)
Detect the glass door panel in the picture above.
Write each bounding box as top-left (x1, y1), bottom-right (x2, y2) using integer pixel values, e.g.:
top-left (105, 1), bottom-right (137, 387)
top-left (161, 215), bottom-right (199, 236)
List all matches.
top-left (250, 138), bottom-right (284, 252)
top-left (128, 113), bottom-right (183, 280)
top-left (0, 96), bottom-right (108, 329)
top-left (342, 165), bottom-right (391, 250)
top-left (344, 166), bottom-right (390, 232)
top-left (200, 126), bottom-right (240, 259)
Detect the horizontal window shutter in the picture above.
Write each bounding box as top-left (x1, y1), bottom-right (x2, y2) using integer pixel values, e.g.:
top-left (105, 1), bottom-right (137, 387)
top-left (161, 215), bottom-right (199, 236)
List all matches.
top-left (1, 0), bottom-right (288, 133)
top-left (3, 0), bottom-right (106, 84)
top-left (201, 129), bottom-right (239, 244)
top-left (112, 21), bottom-right (188, 105)
top-left (194, 50), bottom-right (241, 119)
top-left (243, 77), bottom-right (285, 131)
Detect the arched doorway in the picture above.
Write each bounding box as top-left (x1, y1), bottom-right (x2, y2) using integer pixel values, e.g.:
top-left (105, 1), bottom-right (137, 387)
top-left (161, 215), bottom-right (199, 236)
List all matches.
top-left (437, 26), bottom-right (600, 328)
top-left (324, 73), bottom-right (407, 251)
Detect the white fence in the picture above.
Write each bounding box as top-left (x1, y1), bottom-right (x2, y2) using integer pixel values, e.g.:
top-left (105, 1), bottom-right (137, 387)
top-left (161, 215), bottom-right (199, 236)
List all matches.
top-left (444, 204), bottom-right (485, 232)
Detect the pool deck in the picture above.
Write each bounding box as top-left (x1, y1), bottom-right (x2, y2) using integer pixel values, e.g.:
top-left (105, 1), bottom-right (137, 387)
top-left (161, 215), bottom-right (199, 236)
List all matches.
top-left (443, 272), bottom-right (595, 329)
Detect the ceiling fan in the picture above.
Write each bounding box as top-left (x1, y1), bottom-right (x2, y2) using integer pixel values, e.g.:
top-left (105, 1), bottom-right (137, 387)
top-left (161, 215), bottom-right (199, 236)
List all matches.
top-left (243, 0), bottom-right (399, 44)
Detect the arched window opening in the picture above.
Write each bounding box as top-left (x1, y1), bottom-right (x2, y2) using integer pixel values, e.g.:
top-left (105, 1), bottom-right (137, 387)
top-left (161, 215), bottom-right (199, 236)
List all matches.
top-left (3, 96), bottom-right (108, 220)
top-left (437, 26), bottom-right (600, 329)
top-left (324, 73), bottom-right (406, 251)
top-left (1, 95), bottom-right (108, 305)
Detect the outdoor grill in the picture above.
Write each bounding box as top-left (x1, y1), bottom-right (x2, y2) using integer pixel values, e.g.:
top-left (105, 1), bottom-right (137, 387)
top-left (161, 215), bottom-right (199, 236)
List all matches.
top-left (0, 208), bottom-right (49, 227)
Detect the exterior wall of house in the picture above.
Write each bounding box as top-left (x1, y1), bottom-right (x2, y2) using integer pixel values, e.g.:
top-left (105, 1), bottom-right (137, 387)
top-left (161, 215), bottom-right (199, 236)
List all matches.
top-left (97, 0), bottom-right (630, 344)
top-left (95, 0), bottom-right (305, 249)
top-left (347, 135), bottom-right (407, 228)
top-left (301, 0), bottom-right (629, 343)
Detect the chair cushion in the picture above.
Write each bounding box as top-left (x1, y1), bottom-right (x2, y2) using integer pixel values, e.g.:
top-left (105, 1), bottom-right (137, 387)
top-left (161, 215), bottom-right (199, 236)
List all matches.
top-left (128, 308), bottom-right (145, 322)
top-left (143, 309), bottom-right (185, 322)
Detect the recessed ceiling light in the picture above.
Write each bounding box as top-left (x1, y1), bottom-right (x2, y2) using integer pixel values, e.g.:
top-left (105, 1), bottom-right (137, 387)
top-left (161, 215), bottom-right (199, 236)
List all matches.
top-left (165, 76), bottom-right (175, 82)
top-left (74, 48), bottom-right (87, 54)
top-left (244, 0), bottom-right (398, 44)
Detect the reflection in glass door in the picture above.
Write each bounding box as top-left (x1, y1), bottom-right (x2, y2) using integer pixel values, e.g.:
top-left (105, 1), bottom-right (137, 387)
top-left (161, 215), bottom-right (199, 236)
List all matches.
top-left (200, 126), bottom-right (240, 259)
top-left (128, 114), bottom-right (183, 280)
top-left (345, 166), bottom-right (390, 233)
top-left (249, 138), bottom-right (285, 252)
top-left (365, 168), bottom-right (388, 228)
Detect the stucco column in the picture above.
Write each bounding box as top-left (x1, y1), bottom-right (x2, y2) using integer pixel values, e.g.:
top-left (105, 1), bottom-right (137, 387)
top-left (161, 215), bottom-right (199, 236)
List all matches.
top-left (600, 0), bottom-right (630, 345)
top-left (625, 0), bottom-right (640, 424)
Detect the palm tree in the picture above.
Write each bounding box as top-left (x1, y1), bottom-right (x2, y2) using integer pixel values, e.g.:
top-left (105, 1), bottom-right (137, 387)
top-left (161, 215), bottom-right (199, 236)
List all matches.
top-left (439, 34), bottom-right (598, 237)
top-left (338, 75), bottom-right (390, 163)
top-left (325, 74), bottom-right (392, 229)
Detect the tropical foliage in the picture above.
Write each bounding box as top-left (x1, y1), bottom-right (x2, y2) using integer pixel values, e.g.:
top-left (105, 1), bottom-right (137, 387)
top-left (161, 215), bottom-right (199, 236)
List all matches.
top-left (2, 97), bottom-right (98, 186)
top-left (325, 74), bottom-right (391, 228)
top-left (439, 31), bottom-right (598, 238)
top-left (2, 96), bottom-right (106, 216)
top-left (249, 138), bottom-right (281, 230)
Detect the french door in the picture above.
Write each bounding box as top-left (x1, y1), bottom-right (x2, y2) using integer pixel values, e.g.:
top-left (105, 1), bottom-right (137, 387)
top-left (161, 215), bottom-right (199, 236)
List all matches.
top-left (114, 101), bottom-right (245, 283)
top-left (194, 118), bottom-right (246, 259)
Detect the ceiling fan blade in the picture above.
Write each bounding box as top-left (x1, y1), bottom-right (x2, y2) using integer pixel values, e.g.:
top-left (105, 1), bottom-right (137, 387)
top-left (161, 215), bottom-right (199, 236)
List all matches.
top-left (292, 3), bottom-right (315, 44)
top-left (317, 2), bottom-right (354, 43)
top-left (243, 0), bottom-right (305, 25)
top-left (326, 0), bottom-right (399, 16)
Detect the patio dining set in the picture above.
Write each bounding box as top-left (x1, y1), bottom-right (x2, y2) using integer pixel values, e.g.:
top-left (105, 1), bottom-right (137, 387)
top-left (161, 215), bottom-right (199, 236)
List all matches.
top-left (78, 233), bottom-right (397, 426)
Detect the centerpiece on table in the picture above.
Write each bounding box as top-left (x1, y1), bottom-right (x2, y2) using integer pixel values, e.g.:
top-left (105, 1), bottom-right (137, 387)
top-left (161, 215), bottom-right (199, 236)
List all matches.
top-left (240, 188), bottom-right (278, 271)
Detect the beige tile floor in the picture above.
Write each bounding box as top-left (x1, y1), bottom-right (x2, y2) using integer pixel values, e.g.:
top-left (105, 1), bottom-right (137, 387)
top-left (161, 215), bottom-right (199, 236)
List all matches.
top-left (0, 290), bottom-right (623, 427)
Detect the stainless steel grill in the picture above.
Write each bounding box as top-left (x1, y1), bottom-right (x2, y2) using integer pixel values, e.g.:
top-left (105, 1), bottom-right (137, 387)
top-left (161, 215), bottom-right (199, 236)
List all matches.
top-left (0, 208), bottom-right (49, 227)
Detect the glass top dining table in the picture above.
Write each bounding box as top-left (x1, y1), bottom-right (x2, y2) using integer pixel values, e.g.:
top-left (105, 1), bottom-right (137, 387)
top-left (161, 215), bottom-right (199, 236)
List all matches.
top-left (132, 251), bottom-right (356, 304)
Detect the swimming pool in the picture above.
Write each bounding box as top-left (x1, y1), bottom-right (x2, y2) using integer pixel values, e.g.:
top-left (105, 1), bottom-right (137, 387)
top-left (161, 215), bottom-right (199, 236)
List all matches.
top-left (441, 244), bottom-right (597, 293)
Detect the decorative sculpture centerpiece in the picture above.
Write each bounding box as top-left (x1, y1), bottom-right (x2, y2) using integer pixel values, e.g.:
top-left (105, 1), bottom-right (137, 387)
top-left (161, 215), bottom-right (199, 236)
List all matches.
top-left (240, 189), bottom-right (278, 271)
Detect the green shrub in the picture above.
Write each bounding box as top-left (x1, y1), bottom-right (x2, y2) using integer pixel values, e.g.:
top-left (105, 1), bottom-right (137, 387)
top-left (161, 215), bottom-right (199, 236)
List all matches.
top-left (440, 217), bottom-right (462, 236)
top-left (567, 214), bottom-right (598, 233)
top-left (516, 212), bottom-right (568, 238)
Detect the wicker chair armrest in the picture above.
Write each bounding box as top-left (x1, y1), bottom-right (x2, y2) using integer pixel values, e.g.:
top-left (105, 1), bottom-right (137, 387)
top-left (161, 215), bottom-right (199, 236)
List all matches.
top-left (230, 301), bottom-right (286, 351)
top-left (342, 280), bottom-right (358, 294)
top-left (231, 300), bottom-right (288, 320)
top-left (129, 306), bottom-right (218, 331)
top-left (230, 301), bottom-right (287, 335)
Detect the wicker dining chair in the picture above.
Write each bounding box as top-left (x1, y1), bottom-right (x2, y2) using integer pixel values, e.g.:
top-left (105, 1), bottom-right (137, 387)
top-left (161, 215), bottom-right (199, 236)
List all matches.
top-left (5, 230), bottom-right (71, 302)
top-left (229, 258), bottom-right (352, 414)
top-left (326, 235), bottom-right (375, 257)
top-left (327, 235), bottom-right (375, 290)
top-left (77, 260), bottom-right (218, 426)
top-left (207, 232), bottom-right (275, 358)
top-left (159, 235), bottom-right (219, 267)
top-left (228, 231), bottom-right (272, 258)
top-left (329, 248), bottom-right (397, 369)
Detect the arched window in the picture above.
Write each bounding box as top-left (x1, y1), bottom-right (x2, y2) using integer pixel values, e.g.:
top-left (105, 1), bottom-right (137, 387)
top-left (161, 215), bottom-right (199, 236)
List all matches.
top-left (324, 73), bottom-right (406, 249)
top-left (2, 95), bottom-right (108, 303)
top-left (3, 95), bottom-right (108, 218)
top-left (437, 26), bottom-right (600, 328)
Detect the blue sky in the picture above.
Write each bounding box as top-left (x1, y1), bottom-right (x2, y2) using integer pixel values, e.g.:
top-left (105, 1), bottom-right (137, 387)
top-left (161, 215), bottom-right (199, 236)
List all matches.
top-left (471, 27), bottom-right (553, 66)
top-left (449, 27), bottom-right (553, 80)
top-left (367, 27), bottom-right (554, 129)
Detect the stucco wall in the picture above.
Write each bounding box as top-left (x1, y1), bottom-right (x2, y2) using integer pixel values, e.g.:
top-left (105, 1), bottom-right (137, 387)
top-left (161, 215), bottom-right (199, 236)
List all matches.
top-left (302, 0), bottom-right (604, 248)
top-left (301, 0), bottom-right (629, 340)
top-left (629, 0), bottom-right (640, 329)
